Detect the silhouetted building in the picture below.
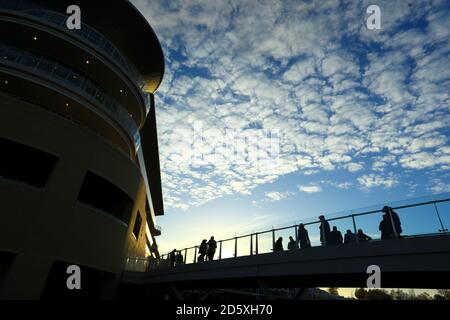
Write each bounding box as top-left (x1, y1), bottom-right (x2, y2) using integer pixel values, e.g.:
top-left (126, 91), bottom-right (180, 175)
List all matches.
top-left (0, 0), bottom-right (165, 299)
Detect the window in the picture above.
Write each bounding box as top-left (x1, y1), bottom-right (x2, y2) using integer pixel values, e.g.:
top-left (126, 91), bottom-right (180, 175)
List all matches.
top-left (77, 171), bottom-right (133, 224)
top-left (84, 79), bottom-right (97, 97)
top-left (95, 88), bottom-right (106, 104)
top-left (3, 49), bottom-right (20, 62)
top-left (132, 212), bottom-right (142, 239)
top-left (53, 63), bottom-right (70, 80)
top-left (37, 58), bottom-right (55, 73)
top-left (67, 70), bottom-right (82, 87)
top-left (88, 31), bottom-right (102, 45)
top-left (23, 52), bottom-right (40, 68)
top-left (102, 41), bottom-right (114, 54)
top-left (0, 137), bottom-right (58, 187)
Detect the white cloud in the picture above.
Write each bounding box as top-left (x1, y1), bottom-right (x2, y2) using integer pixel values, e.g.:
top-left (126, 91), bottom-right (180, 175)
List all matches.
top-left (264, 191), bottom-right (293, 202)
top-left (399, 152), bottom-right (450, 169)
top-left (298, 185), bottom-right (322, 194)
top-left (131, 0), bottom-right (450, 209)
top-left (357, 174), bottom-right (399, 189)
top-left (346, 162), bottom-right (364, 172)
top-left (428, 178), bottom-right (450, 194)
top-left (283, 57), bottom-right (316, 83)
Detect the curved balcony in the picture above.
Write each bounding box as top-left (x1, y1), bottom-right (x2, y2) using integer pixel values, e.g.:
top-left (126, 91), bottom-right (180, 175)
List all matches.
top-left (0, 43), bottom-right (140, 151)
top-left (0, 0), bottom-right (152, 115)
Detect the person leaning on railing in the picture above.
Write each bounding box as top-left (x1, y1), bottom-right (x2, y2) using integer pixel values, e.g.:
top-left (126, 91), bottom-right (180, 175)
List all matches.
top-left (344, 229), bottom-right (357, 244)
top-left (297, 224), bottom-right (311, 249)
top-left (380, 206), bottom-right (403, 239)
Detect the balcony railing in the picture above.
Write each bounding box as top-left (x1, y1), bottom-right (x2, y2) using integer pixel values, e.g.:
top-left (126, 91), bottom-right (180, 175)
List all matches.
top-left (124, 193), bottom-right (450, 272)
top-left (0, 43), bottom-right (141, 149)
top-left (0, 0), bottom-right (152, 114)
top-left (152, 224), bottom-right (162, 236)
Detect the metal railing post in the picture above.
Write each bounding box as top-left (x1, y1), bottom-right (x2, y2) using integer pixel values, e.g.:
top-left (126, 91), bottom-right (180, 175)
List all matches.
top-left (294, 224), bottom-right (298, 245)
top-left (387, 208), bottom-right (399, 239)
top-left (255, 233), bottom-right (259, 255)
top-left (219, 241), bottom-right (222, 260)
top-left (184, 249), bottom-right (187, 264)
top-left (250, 234), bottom-right (253, 255)
top-left (433, 203), bottom-right (448, 232)
top-left (234, 237), bottom-right (238, 257)
top-left (320, 222), bottom-right (327, 247)
top-left (194, 246), bottom-right (198, 263)
top-left (272, 229), bottom-right (275, 251)
top-left (352, 214), bottom-right (359, 244)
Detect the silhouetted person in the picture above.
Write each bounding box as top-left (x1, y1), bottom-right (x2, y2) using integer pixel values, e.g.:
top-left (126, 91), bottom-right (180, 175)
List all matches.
top-left (330, 226), bottom-right (343, 245)
top-left (287, 236), bottom-right (298, 250)
top-left (198, 239), bottom-right (208, 262)
top-left (379, 214), bottom-right (393, 240)
top-left (274, 237), bottom-right (284, 252)
top-left (357, 229), bottom-right (372, 242)
top-left (176, 251), bottom-right (184, 265)
top-left (344, 230), bottom-right (357, 244)
top-left (381, 206), bottom-right (402, 238)
top-left (207, 237), bottom-right (217, 261)
top-left (297, 224), bottom-right (311, 248)
top-left (146, 255), bottom-right (157, 271)
top-left (319, 215), bottom-right (331, 246)
top-left (169, 249), bottom-right (177, 267)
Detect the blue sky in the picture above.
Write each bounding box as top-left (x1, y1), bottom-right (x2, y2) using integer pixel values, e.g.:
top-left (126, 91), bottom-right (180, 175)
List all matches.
top-left (131, 0), bottom-right (450, 254)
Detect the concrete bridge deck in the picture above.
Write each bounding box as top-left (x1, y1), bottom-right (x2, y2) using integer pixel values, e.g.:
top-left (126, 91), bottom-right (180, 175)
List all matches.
top-left (123, 233), bottom-right (450, 290)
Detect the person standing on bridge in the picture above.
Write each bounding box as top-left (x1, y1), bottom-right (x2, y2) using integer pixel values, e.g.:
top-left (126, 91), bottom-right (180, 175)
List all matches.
top-left (176, 251), bottom-right (184, 265)
top-left (198, 239), bottom-right (208, 262)
top-left (330, 226), bottom-right (343, 245)
top-left (344, 230), bottom-right (357, 244)
top-left (169, 249), bottom-right (177, 267)
top-left (287, 236), bottom-right (298, 250)
top-left (297, 224), bottom-right (311, 249)
top-left (357, 229), bottom-right (372, 242)
top-left (274, 237), bottom-right (284, 251)
top-left (207, 237), bottom-right (217, 261)
top-left (319, 215), bottom-right (331, 246)
top-left (381, 206), bottom-right (402, 239)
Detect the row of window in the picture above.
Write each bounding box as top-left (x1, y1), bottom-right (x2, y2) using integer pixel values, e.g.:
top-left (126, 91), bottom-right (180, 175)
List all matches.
top-left (0, 137), bottom-right (143, 238)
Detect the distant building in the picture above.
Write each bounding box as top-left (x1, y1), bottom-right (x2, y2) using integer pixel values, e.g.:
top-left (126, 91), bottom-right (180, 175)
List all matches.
top-left (0, 0), bottom-right (165, 299)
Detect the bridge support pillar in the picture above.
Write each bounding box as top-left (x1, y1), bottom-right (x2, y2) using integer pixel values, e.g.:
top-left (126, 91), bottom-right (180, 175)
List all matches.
top-left (200, 289), bottom-right (215, 300)
top-left (294, 288), bottom-right (307, 300)
top-left (169, 283), bottom-right (184, 300)
top-left (257, 279), bottom-right (276, 301)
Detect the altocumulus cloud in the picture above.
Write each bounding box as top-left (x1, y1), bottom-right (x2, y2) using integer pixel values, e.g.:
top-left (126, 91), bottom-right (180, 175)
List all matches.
top-left (131, 0), bottom-right (450, 210)
top-left (298, 185), bottom-right (322, 194)
top-left (264, 191), bottom-right (294, 202)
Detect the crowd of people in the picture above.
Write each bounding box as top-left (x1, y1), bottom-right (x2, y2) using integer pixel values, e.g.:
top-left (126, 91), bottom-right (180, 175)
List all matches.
top-left (169, 236), bottom-right (218, 267)
top-left (198, 237), bottom-right (217, 262)
top-left (275, 206), bottom-right (403, 251)
top-left (168, 206), bottom-right (403, 265)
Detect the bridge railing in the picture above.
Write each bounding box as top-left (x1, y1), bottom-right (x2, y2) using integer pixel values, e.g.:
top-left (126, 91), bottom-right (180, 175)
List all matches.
top-left (124, 193), bottom-right (450, 272)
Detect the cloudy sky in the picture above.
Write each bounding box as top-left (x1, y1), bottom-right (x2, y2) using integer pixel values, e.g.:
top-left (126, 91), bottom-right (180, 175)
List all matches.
top-left (131, 0), bottom-right (450, 254)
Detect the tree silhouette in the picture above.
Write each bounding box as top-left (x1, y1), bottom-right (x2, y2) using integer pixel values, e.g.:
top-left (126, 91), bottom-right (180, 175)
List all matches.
top-left (354, 288), bottom-right (367, 300)
top-left (366, 289), bottom-right (393, 300)
top-left (437, 289), bottom-right (449, 300)
top-left (328, 287), bottom-right (339, 296)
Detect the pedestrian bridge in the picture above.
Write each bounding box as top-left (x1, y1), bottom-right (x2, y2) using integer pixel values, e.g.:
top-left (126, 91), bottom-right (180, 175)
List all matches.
top-left (122, 194), bottom-right (450, 291)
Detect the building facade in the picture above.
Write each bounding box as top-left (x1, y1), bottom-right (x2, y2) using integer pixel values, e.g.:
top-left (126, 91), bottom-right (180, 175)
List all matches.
top-left (0, 0), bottom-right (165, 299)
